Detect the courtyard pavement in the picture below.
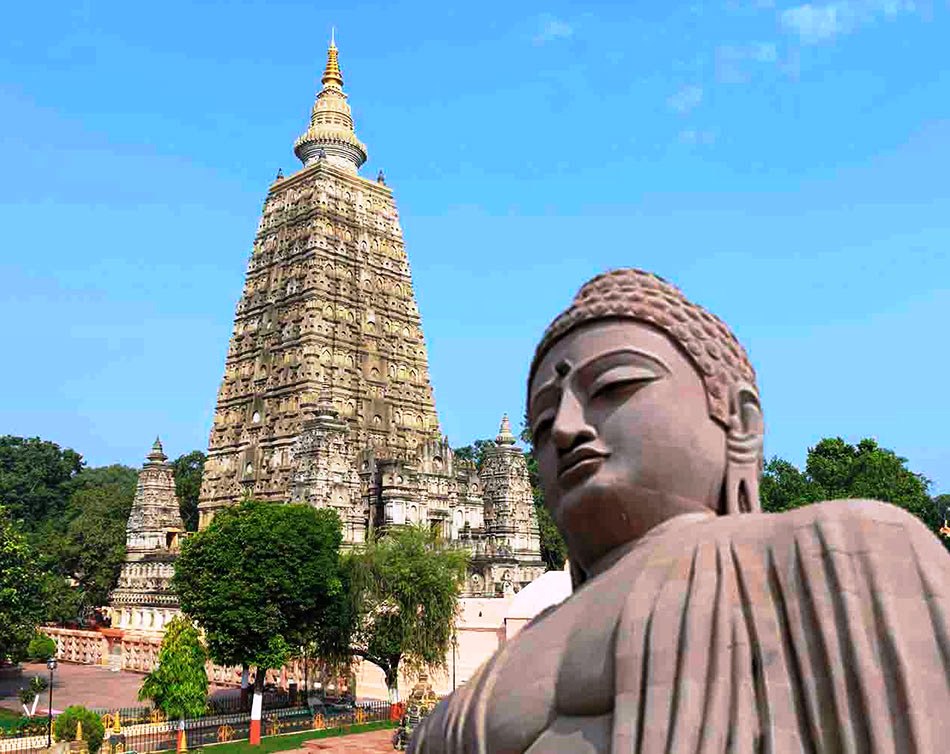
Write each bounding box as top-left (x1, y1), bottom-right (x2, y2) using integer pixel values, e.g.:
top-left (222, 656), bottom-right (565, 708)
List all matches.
top-left (0, 662), bottom-right (232, 715)
top-left (297, 729), bottom-right (395, 753)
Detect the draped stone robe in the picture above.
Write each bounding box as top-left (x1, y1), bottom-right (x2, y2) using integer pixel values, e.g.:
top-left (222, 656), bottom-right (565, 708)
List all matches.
top-left (409, 500), bottom-right (950, 753)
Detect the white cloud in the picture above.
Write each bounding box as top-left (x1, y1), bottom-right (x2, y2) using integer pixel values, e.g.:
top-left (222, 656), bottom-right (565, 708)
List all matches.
top-left (667, 84), bottom-right (705, 114)
top-left (533, 14), bottom-right (574, 45)
top-left (718, 41), bottom-right (778, 62)
top-left (780, 1), bottom-right (916, 44)
top-left (714, 42), bottom-right (779, 83)
top-left (781, 3), bottom-right (846, 41)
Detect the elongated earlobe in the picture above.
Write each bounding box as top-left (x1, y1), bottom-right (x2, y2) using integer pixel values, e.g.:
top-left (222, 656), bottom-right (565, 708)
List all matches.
top-left (721, 384), bottom-right (764, 515)
top-left (569, 560), bottom-right (588, 591)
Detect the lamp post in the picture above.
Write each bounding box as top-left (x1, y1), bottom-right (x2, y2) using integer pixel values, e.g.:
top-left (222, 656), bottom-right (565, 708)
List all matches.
top-left (46, 657), bottom-right (57, 748)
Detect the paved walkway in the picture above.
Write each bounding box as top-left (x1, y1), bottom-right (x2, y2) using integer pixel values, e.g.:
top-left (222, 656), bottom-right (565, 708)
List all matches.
top-left (0, 663), bottom-right (233, 715)
top-left (297, 729), bottom-right (395, 753)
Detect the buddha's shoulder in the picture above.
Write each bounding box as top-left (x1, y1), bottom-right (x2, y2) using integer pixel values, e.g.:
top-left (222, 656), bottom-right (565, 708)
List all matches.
top-left (700, 498), bottom-right (934, 546)
top-left (765, 498), bottom-right (925, 530)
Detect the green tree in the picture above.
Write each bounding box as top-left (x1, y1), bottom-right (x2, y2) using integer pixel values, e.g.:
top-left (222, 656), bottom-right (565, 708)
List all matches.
top-left (452, 439), bottom-right (495, 471)
top-left (0, 436), bottom-right (83, 532)
top-left (171, 451), bottom-right (205, 532)
top-left (761, 437), bottom-right (945, 547)
top-left (172, 500), bottom-right (346, 697)
top-left (57, 465), bottom-right (137, 612)
top-left (0, 505), bottom-right (46, 663)
top-left (936, 494), bottom-right (950, 522)
top-left (344, 524), bottom-right (468, 702)
top-left (519, 418), bottom-right (567, 570)
top-left (760, 458), bottom-right (823, 513)
top-left (138, 616), bottom-right (209, 724)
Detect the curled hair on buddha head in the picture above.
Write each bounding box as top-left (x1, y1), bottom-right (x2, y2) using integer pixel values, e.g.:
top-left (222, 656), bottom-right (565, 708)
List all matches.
top-left (528, 268), bottom-right (764, 519)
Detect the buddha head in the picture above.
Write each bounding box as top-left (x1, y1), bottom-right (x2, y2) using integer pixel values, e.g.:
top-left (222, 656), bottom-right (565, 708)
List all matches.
top-left (527, 269), bottom-right (764, 583)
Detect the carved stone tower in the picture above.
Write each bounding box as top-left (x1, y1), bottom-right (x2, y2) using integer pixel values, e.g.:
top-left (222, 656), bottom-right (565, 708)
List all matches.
top-left (109, 438), bottom-right (184, 632)
top-left (470, 415), bottom-right (545, 596)
top-left (198, 38), bottom-right (545, 594)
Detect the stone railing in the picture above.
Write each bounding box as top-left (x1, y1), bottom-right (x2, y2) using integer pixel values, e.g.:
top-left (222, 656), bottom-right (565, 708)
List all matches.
top-left (44, 626), bottom-right (109, 666)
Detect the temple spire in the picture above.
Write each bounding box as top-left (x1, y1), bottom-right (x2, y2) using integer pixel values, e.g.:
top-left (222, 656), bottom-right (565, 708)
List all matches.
top-left (496, 414), bottom-right (517, 446)
top-left (322, 30), bottom-right (343, 88)
top-left (147, 436), bottom-right (168, 465)
top-left (294, 32), bottom-right (368, 173)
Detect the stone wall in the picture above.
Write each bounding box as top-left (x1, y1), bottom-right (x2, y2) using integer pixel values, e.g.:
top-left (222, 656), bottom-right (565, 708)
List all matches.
top-left (40, 627), bottom-right (348, 692)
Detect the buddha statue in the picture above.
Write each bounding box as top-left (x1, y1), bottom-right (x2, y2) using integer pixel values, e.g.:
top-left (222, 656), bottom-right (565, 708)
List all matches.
top-left (409, 269), bottom-right (950, 753)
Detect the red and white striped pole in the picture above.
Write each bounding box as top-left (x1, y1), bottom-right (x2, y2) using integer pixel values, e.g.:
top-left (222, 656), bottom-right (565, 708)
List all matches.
top-left (176, 718), bottom-right (187, 752)
top-left (249, 685), bottom-right (263, 745)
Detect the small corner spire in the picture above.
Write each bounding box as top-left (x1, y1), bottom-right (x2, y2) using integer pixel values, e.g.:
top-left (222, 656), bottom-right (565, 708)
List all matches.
top-left (496, 414), bottom-right (516, 446)
top-left (147, 436), bottom-right (168, 464)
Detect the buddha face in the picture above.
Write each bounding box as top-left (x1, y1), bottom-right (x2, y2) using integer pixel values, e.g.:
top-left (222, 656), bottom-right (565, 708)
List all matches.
top-left (528, 319), bottom-right (728, 571)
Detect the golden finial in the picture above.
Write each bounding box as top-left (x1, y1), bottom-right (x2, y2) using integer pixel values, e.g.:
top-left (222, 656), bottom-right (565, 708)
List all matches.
top-left (322, 30), bottom-right (343, 87)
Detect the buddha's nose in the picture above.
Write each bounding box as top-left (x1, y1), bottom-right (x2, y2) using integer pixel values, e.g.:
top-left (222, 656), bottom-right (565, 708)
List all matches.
top-left (551, 390), bottom-right (596, 451)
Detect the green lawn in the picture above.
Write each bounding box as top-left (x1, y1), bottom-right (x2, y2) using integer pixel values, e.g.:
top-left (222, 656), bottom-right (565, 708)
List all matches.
top-left (193, 720), bottom-right (396, 754)
top-left (0, 706), bottom-right (25, 730)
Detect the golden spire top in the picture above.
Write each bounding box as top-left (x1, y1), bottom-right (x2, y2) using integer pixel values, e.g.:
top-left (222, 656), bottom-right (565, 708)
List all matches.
top-left (322, 31), bottom-right (343, 88)
top-left (294, 31), bottom-right (368, 172)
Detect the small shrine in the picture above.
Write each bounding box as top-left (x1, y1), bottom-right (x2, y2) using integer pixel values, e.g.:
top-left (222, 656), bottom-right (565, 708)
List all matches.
top-left (108, 438), bottom-right (185, 633)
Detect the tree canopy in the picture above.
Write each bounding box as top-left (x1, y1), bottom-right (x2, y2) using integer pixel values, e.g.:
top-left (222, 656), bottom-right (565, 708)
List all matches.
top-left (0, 436), bottom-right (83, 531)
top-left (452, 439), bottom-right (495, 471)
top-left (138, 616), bottom-right (209, 720)
top-left (0, 505), bottom-right (46, 663)
top-left (172, 500), bottom-right (346, 684)
top-left (0, 437), bottom-right (138, 625)
top-left (936, 494), bottom-right (950, 522)
top-left (761, 437), bottom-right (945, 546)
top-left (343, 524), bottom-right (468, 700)
top-left (171, 451), bottom-right (205, 532)
top-left (519, 419), bottom-right (568, 571)
top-left (57, 465), bottom-right (138, 611)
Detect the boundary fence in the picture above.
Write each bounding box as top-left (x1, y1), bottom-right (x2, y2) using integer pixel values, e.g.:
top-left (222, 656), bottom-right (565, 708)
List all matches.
top-left (90, 690), bottom-right (300, 727)
top-left (0, 701), bottom-right (390, 754)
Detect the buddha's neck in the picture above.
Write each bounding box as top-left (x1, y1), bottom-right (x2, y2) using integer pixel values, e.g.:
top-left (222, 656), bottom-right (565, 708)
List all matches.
top-left (583, 510), bottom-right (717, 580)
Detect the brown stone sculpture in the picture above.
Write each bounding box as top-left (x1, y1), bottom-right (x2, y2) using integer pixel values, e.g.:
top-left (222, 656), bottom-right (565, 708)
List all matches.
top-left (409, 268), bottom-right (950, 753)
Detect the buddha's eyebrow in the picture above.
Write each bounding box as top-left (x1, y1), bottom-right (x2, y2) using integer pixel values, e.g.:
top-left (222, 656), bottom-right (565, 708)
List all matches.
top-left (574, 347), bottom-right (670, 385)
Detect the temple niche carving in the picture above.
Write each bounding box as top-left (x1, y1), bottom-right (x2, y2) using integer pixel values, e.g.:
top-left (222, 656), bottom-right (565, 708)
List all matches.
top-left (109, 438), bottom-right (184, 632)
top-left (198, 38), bottom-right (545, 595)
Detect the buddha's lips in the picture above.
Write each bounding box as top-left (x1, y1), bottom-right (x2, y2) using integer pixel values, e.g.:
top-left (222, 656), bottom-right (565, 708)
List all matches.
top-left (558, 447), bottom-right (609, 479)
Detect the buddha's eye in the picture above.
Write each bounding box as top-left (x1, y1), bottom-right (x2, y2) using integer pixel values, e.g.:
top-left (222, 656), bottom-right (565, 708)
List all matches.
top-left (589, 366), bottom-right (660, 401)
top-left (590, 378), bottom-right (646, 401)
top-left (531, 417), bottom-right (553, 440)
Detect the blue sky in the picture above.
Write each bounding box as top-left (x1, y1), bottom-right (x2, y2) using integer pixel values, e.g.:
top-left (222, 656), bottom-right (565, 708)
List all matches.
top-left (1, 1), bottom-right (947, 493)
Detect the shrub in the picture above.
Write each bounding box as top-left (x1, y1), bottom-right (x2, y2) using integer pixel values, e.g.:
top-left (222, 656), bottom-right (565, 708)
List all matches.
top-left (17, 676), bottom-right (48, 715)
top-left (53, 706), bottom-right (104, 754)
top-left (27, 633), bottom-right (57, 662)
top-left (15, 719), bottom-right (49, 736)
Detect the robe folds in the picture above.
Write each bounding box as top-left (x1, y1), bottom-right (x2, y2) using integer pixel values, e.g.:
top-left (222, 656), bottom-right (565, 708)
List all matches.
top-left (409, 500), bottom-right (950, 754)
